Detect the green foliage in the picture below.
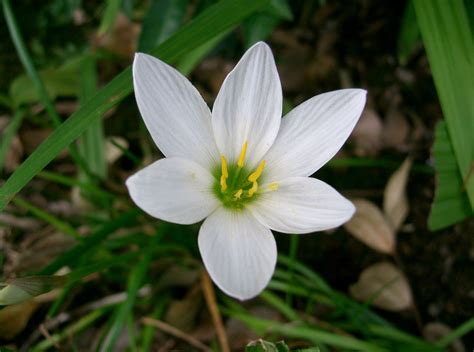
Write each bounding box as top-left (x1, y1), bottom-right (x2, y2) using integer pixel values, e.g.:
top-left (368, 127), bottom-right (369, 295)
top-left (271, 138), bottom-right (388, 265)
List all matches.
top-left (242, 0), bottom-right (293, 48)
top-left (413, 0), bottom-right (474, 229)
top-left (0, 110), bottom-right (24, 171)
top-left (246, 339), bottom-right (290, 352)
top-left (9, 63), bottom-right (81, 106)
top-left (0, 275), bottom-right (66, 305)
top-left (0, 0), bottom-right (271, 212)
top-left (397, 0), bottom-right (419, 65)
top-left (138, 0), bottom-right (189, 52)
top-left (428, 122), bottom-right (473, 229)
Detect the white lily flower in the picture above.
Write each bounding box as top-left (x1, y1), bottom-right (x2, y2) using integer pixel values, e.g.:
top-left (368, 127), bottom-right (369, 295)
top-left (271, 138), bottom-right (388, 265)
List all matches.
top-left (127, 42), bottom-right (366, 300)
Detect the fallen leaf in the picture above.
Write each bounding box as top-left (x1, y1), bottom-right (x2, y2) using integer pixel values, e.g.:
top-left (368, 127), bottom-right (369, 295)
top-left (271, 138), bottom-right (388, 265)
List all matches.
top-left (351, 108), bottom-right (383, 157)
top-left (0, 301), bottom-right (39, 339)
top-left (382, 108), bottom-right (410, 151)
top-left (94, 12), bottom-right (140, 58)
top-left (349, 262), bottom-right (413, 311)
top-left (384, 158), bottom-right (412, 232)
top-left (105, 136), bottom-right (129, 165)
top-left (344, 199), bottom-right (395, 254)
top-left (165, 285), bottom-right (203, 332)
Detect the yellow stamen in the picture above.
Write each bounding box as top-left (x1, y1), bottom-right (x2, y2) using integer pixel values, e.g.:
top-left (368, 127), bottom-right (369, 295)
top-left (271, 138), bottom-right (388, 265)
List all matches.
top-left (237, 141), bottom-right (248, 168)
top-left (234, 189), bottom-right (243, 199)
top-left (220, 155), bottom-right (228, 191)
top-left (248, 160), bottom-right (266, 182)
top-left (267, 182), bottom-right (279, 191)
top-left (248, 181), bottom-right (258, 197)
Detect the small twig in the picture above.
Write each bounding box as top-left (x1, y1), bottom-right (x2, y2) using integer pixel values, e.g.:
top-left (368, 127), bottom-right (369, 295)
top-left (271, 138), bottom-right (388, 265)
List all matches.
top-left (39, 324), bottom-right (60, 350)
top-left (201, 270), bottom-right (230, 352)
top-left (141, 317), bottom-right (211, 352)
top-left (393, 252), bottom-right (424, 333)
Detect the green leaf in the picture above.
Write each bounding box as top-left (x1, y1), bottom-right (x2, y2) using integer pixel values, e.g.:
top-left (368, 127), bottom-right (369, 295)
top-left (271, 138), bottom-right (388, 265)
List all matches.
top-left (0, 110), bottom-right (24, 171)
top-left (242, 0), bottom-right (292, 48)
top-left (138, 0), bottom-right (189, 52)
top-left (0, 0), bottom-right (270, 212)
top-left (78, 55), bottom-right (107, 181)
top-left (246, 339), bottom-right (284, 352)
top-left (98, 0), bottom-right (122, 35)
top-left (413, 0), bottom-right (474, 211)
top-left (0, 275), bottom-right (66, 305)
top-left (9, 65), bottom-right (81, 106)
top-left (428, 122), bottom-right (473, 230)
top-left (397, 0), bottom-right (419, 65)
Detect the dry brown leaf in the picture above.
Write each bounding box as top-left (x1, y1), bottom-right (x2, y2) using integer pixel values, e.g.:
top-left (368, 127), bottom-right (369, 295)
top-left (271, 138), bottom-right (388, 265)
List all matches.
top-left (94, 12), bottom-right (140, 58)
top-left (349, 262), bottom-right (413, 311)
top-left (383, 158), bottom-right (412, 232)
top-left (106, 136), bottom-right (129, 165)
top-left (382, 108), bottom-right (410, 151)
top-left (423, 322), bottom-right (465, 352)
top-left (344, 199), bottom-right (395, 254)
top-left (165, 285), bottom-right (203, 332)
top-left (351, 108), bottom-right (383, 157)
top-left (0, 300), bottom-right (39, 339)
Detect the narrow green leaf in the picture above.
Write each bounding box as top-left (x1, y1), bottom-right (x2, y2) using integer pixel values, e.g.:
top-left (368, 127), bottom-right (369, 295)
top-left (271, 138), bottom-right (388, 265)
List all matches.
top-left (9, 65), bottom-right (81, 106)
top-left (0, 110), bottom-right (24, 171)
top-left (12, 197), bottom-right (81, 239)
top-left (78, 55), bottom-right (106, 181)
top-left (428, 122), bottom-right (473, 230)
top-left (98, 0), bottom-right (122, 35)
top-left (99, 233), bottom-right (162, 351)
top-left (397, 0), bottom-right (419, 65)
top-left (414, 0), bottom-right (474, 209)
top-left (0, 0), bottom-right (270, 212)
top-left (138, 0), bottom-right (189, 52)
top-left (2, 0), bottom-right (90, 176)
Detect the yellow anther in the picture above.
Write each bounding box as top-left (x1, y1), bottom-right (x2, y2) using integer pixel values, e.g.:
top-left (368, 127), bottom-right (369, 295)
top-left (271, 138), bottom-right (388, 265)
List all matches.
top-left (220, 155), bottom-right (228, 191)
top-left (234, 189), bottom-right (243, 199)
top-left (267, 182), bottom-right (279, 191)
top-left (248, 181), bottom-right (258, 197)
top-left (248, 160), bottom-right (266, 183)
top-left (237, 141), bottom-right (248, 168)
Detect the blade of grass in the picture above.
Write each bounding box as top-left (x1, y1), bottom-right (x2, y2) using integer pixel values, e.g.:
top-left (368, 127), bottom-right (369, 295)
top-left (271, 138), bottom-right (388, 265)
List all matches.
top-left (98, 0), bottom-right (122, 35)
top-left (437, 316), bottom-right (474, 348)
top-left (78, 54), bottom-right (106, 181)
top-left (31, 308), bottom-right (109, 352)
top-left (0, 109), bottom-right (24, 171)
top-left (221, 307), bottom-right (387, 352)
top-left (397, 0), bottom-right (419, 65)
top-left (413, 0), bottom-right (474, 208)
top-left (99, 232), bottom-right (163, 351)
top-left (39, 208), bottom-right (141, 275)
top-left (140, 294), bottom-right (171, 352)
top-left (138, 0), bottom-right (189, 52)
top-left (12, 197), bottom-right (80, 239)
top-left (37, 170), bottom-right (114, 201)
top-left (0, 0), bottom-right (270, 212)
top-left (2, 0), bottom-right (90, 177)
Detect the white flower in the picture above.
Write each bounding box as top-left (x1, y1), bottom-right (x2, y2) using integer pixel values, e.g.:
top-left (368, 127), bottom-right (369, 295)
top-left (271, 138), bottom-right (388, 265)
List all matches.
top-left (126, 42), bottom-right (366, 300)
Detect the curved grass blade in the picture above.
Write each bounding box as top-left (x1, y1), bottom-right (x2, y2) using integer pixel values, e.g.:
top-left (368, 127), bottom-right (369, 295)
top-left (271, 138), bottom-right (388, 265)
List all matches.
top-left (2, 0), bottom-right (91, 176)
top-left (0, 0), bottom-right (270, 211)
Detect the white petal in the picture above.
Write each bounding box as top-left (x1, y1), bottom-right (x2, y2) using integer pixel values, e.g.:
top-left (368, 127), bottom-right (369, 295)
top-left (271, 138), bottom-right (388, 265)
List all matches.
top-left (249, 177), bottom-right (355, 234)
top-left (263, 89), bottom-right (366, 181)
top-left (198, 207), bottom-right (276, 300)
top-left (133, 53), bottom-right (220, 169)
top-left (126, 158), bottom-right (219, 224)
top-left (212, 42), bottom-right (282, 169)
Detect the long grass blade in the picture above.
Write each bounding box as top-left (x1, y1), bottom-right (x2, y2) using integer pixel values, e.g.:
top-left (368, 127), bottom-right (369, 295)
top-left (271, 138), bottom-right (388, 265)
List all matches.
top-left (0, 0), bottom-right (270, 212)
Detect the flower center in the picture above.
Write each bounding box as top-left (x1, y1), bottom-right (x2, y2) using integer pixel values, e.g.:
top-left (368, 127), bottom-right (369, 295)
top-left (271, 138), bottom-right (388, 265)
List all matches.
top-left (214, 141), bottom-right (278, 209)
